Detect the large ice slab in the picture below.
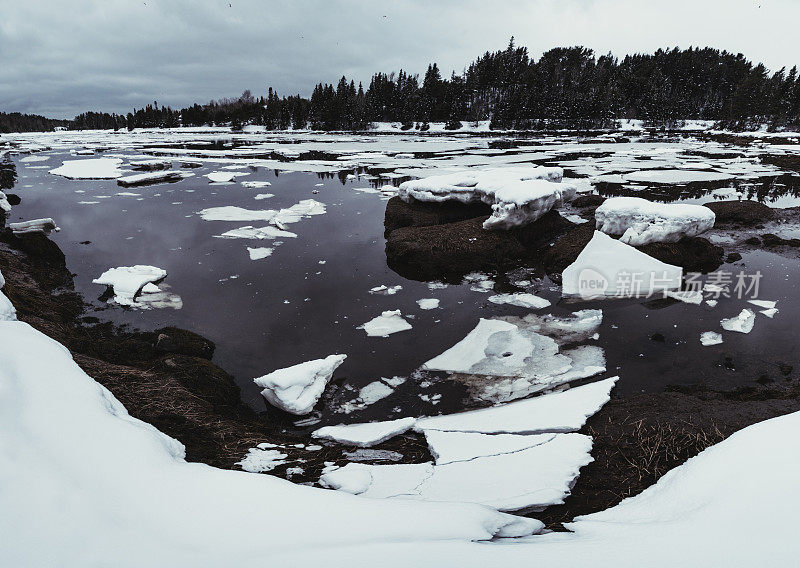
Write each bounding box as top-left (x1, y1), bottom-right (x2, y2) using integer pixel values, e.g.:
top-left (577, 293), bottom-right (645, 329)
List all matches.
top-left (312, 417), bottom-right (417, 447)
top-left (595, 197), bottom-right (715, 245)
top-left (92, 265), bottom-right (167, 306)
top-left (562, 231), bottom-right (682, 298)
top-left (414, 376), bottom-right (618, 435)
top-left (254, 354), bottom-right (347, 415)
top-left (49, 158), bottom-right (123, 179)
top-left (424, 430), bottom-right (557, 465)
top-left (398, 166), bottom-right (576, 229)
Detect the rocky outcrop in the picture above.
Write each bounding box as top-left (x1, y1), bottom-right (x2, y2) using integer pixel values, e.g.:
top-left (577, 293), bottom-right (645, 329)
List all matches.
top-left (703, 200), bottom-right (774, 225)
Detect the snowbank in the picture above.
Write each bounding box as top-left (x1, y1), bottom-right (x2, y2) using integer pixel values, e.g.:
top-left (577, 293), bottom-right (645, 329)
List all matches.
top-left (398, 167), bottom-right (576, 229)
top-left (595, 197), bottom-right (715, 245)
top-left (0, 321), bottom-right (546, 567)
top-left (254, 354), bottom-right (347, 415)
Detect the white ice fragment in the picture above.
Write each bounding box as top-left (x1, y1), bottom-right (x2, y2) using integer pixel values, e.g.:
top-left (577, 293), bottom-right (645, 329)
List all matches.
top-left (0, 290), bottom-right (16, 321)
top-left (369, 285), bottom-right (402, 296)
top-left (117, 171), bottom-right (185, 187)
top-left (206, 171), bottom-right (247, 183)
top-left (760, 308), bottom-right (778, 318)
top-left (49, 158), bottom-right (123, 179)
top-left (254, 354), bottom-right (347, 415)
top-left (241, 181), bottom-right (272, 188)
top-left (198, 206), bottom-right (277, 222)
top-left (417, 298), bottom-right (440, 310)
top-left (562, 231), bottom-right (682, 298)
top-left (236, 447), bottom-right (288, 473)
top-left (700, 331), bottom-right (723, 346)
top-left (92, 265), bottom-right (167, 306)
top-left (595, 197), bottom-right (715, 245)
top-left (358, 310), bottom-right (412, 337)
top-left (664, 290), bottom-right (704, 305)
top-left (487, 293), bottom-right (551, 309)
top-left (247, 247), bottom-right (274, 260)
top-left (720, 309), bottom-right (756, 334)
top-left (312, 417), bottom-right (417, 447)
top-left (748, 299), bottom-right (776, 309)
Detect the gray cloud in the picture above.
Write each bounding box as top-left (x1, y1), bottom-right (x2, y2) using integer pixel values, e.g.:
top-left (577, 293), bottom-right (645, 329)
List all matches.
top-left (2, 0), bottom-right (799, 118)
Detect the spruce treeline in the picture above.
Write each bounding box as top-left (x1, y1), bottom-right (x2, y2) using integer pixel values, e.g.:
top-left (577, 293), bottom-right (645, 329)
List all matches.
top-left (0, 112), bottom-right (68, 133)
top-left (4, 41), bottom-right (800, 133)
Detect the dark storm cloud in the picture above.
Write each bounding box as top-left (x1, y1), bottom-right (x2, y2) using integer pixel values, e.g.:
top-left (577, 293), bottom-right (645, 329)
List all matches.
top-left (2, 0), bottom-right (799, 118)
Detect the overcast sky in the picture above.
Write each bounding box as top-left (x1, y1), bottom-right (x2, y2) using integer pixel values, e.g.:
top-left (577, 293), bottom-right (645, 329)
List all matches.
top-left (2, 0), bottom-right (799, 119)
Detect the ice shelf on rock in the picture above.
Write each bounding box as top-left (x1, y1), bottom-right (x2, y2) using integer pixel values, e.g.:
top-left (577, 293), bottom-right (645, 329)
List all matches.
top-left (92, 265), bottom-right (167, 306)
top-left (415, 377), bottom-right (618, 435)
top-left (562, 231), bottom-right (682, 298)
top-left (9, 218), bottom-right (60, 235)
top-left (0, 270), bottom-right (15, 321)
top-left (487, 292), bottom-right (551, 309)
top-left (49, 157), bottom-right (123, 179)
top-left (720, 309), bottom-right (756, 333)
top-left (254, 354), bottom-right (347, 415)
top-left (700, 331), bottom-right (723, 346)
top-left (358, 310), bottom-right (412, 337)
top-left (398, 166), bottom-right (576, 229)
top-left (595, 197), bottom-right (715, 245)
top-left (417, 298), bottom-right (440, 310)
top-left (312, 417), bottom-right (417, 447)
top-left (117, 171), bottom-right (186, 187)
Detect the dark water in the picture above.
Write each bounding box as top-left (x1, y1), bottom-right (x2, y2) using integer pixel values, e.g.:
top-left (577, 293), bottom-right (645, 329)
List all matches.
top-left (6, 146), bottom-right (800, 426)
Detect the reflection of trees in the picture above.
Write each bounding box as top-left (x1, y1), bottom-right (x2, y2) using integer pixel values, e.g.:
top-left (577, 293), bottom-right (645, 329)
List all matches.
top-left (0, 157), bottom-right (17, 190)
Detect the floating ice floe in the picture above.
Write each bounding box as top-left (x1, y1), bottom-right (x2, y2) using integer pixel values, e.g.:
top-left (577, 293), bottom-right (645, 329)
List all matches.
top-left (417, 298), bottom-right (440, 310)
top-left (358, 310), bottom-right (412, 337)
top-left (117, 171), bottom-right (186, 187)
top-left (254, 193), bottom-right (274, 200)
top-left (487, 292), bottom-right (551, 309)
top-left (8, 218), bottom-right (60, 236)
top-left (247, 247), bottom-right (274, 260)
top-left (205, 171), bottom-right (249, 183)
top-left (562, 231), bottom-right (682, 298)
top-left (398, 166), bottom-right (576, 229)
top-left (369, 284), bottom-right (402, 295)
top-left (241, 180), bottom-right (272, 188)
top-left (92, 265), bottom-right (167, 307)
top-left (700, 331), bottom-right (723, 346)
top-left (595, 197), bottom-right (715, 245)
top-left (49, 158), bottom-right (123, 179)
top-left (760, 308), bottom-right (778, 318)
top-left (414, 376), bottom-right (618, 435)
top-left (748, 299), bottom-right (776, 309)
top-left (217, 226), bottom-right (297, 240)
top-left (335, 377), bottom-right (406, 414)
top-left (312, 417), bottom-right (417, 447)
top-left (198, 206), bottom-right (280, 222)
top-left (254, 354), bottom-right (347, 415)
top-left (720, 309), bottom-right (756, 333)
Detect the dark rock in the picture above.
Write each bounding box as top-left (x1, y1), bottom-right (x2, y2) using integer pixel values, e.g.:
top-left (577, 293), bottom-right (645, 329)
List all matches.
top-left (155, 326), bottom-right (216, 360)
top-left (761, 233), bottom-right (800, 247)
top-left (703, 200), bottom-right (774, 225)
top-left (726, 252), bottom-right (743, 263)
top-left (508, 210), bottom-right (576, 248)
top-left (650, 333), bottom-right (666, 343)
top-left (745, 237), bottom-right (761, 246)
top-left (572, 194), bottom-right (605, 208)
top-left (5, 193), bottom-right (21, 206)
top-left (779, 363), bottom-right (793, 376)
top-left (638, 237), bottom-right (724, 273)
top-left (541, 224), bottom-right (596, 275)
top-left (384, 196), bottom-right (491, 236)
top-left (157, 355), bottom-right (241, 407)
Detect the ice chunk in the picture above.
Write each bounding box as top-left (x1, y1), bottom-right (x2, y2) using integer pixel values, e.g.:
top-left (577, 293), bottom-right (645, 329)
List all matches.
top-left (369, 285), bottom-right (403, 296)
top-left (700, 331), bottom-right (723, 346)
top-left (92, 265), bottom-right (167, 306)
top-left (206, 171), bottom-right (247, 183)
top-left (748, 299), bottom-right (776, 309)
top-left (247, 247), bottom-right (274, 260)
top-left (487, 293), bottom-right (551, 309)
top-left (198, 206), bottom-right (277, 222)
top-left (49, 158), bottom-right (123, 179)
top-left (760, 308), bottom-right (778, 318)
top-left (720, 309), bottom-right (756, 334)
top-left (398, 166), bottom-right (576, 229)
top-left (595, 197), bottom-right (715, 245)
top-left (241, 180), bottom-right (272, 188)
top-left (117, 171), bottom-right (185, 187)
top-left (415, 377), bottom-right (618, 435)
top-left (312, 417), bottom-right (417, 447)
top-left (417, 298), bottom-right (440, 310)
top-left (319, 465), bottom-right (373, 494)
top-left (216, 226), bottom-right (297, 240)
top-left (254, 354), bottom-right (347, 415)
top-left (562, 231), bottom-right (682, 298)
top-left (358, 310), bottom-right (412, 337)
top-left (9, 218), bottom-right (60, 235)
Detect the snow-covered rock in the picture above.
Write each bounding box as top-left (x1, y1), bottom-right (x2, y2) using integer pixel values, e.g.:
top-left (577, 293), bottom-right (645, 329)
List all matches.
top-left (414, 377), bottom-right (618, 435)
top-left (49, 158), bottom-right (123, 179)
top-left (312, 417), bottom-right (417, 447)
top-left (358, 310), bottom-right (412, 337)
top-left (91, 265), bottom-right (167, 306)
top-left (9, 218), bottom-right (60, 235)
top-left (562, 231), bottom-right (682, 298)
top-left (720, 309), bottom-right (756, 333)
top-left (487, 292), bottom-right (551, 309)
top-left (595, 197), bottom-right (715, 245)
top-left (398, 166), bottom-right (576, 229)
top-left (254, 354), bottom-right (347, 415)
top-left (129, 159), bottom-right (172, 171)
